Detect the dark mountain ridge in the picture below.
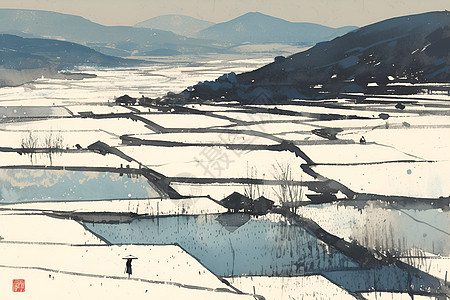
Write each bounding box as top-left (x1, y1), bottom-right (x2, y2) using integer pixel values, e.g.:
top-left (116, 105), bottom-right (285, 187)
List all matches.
top-left (187, 11), bottom-right (450, 102)
top-left (0, 34), bottom-right (142, 70)
top-left (135, 15), bottom-right (215, 37)
top-left (0, 34), bottom-right (144, 87)
top-left (195, 12), bottom-right (358, 46)
top-left (0, 9), bottom-right (219, 56)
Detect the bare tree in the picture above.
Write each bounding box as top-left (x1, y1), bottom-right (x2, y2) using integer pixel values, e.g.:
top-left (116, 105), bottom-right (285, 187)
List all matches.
top-left (244, 163), bottom-right (262, 200)
top-left (21, 131), bottom-right (66, 165)
top-left (43, 131), bottom-right (65, 165)
top-left (21, 131), bottom-right (39, 164)
top-left (271, 161), bottom-right (304, 214)
top-left (43, 131), bottom-right (65, 150)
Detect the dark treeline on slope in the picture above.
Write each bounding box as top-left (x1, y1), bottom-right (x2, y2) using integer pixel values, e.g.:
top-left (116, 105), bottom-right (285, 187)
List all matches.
top-left (186, 11), bottom-right (450, 102)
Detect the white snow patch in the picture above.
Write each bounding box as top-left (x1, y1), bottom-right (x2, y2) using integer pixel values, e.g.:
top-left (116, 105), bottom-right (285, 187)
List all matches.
top-left (315, 161), bottom-right (450, 198)
top-left (301, 144), bottom-right (414, 164)
top-left (399, 251), bottom-right (450, 281)
top-left (130, 132), bottom-right (276, 145)
top-left (120, 146), bottom-right (309, 179)
top-left (4, 198), bottom-right (226, 216)
top-left (0, 267), bottom-right (253, 300)
top-left (139, 114), bottom-right (232, 128)
top-left (226, 275), bottom-right (356, 300)
top-left (0, 243), bottom-right (251, 299)
top-left (0, 213), bottom-right (104, 244)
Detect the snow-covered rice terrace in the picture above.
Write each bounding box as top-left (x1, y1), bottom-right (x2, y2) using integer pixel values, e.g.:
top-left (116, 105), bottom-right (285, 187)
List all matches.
top-left (0, 57), bottom-right (448, 299)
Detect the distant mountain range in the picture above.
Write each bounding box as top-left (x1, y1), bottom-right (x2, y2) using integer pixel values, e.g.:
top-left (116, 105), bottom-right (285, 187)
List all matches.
top-left (0, 9), bottom-right (360, 57)
top-left (0, 34), bottom-right (142, 70)
top-left (187, 11), bottom-right (450, 101)
top-left (0, 9), bottom-right (218, 56)
top-left (194, 12), bottom-right (358, 46)
top-left (0, 34), bottom-right (145, 87)
top-left (135, 15), bottom-right (215, 37)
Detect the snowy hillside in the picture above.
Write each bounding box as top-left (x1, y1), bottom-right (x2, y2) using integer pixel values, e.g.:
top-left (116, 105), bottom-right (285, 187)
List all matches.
top-left (0, 243), bottom-right (256, 299)
top-left (188, 11), bottom-right (450, 101)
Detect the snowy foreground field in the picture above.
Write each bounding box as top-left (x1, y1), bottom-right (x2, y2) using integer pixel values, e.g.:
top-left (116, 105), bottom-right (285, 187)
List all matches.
top-left (0, 58), bottom-right (449, 299)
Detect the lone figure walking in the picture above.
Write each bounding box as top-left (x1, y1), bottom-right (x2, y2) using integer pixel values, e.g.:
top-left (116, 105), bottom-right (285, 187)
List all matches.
top-left (122, 255), bottom-right (138, 279)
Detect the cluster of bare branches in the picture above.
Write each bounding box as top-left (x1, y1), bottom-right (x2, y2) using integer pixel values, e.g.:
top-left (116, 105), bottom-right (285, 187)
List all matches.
top-left (244, 161), bottom-right (305, 214)
top-left (271, 161), bottom-right (304, 214)
top-left (43, 131), bottom-right (65, 150)
top-left (21, 130), bottom-right (39, 149)
top-left (21, 131), bottom-right (66, 165)
top-left (244, 163), bottom-right (262, 199)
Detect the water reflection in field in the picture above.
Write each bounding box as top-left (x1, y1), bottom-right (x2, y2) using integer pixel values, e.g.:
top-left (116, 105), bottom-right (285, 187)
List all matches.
top-left (0, 168), bottom-right (159, 203)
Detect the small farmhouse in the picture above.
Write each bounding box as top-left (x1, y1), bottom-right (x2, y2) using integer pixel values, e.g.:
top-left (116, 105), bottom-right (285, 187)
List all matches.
top-left (115, 94), bottom-right (137, 106)
top-left (221, 192), bottom-right (252, 213)
top-left (252, 196), bottom-right (274, 215)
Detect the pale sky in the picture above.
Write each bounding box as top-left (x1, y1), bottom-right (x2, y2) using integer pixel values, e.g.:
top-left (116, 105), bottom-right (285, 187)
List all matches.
top-left (0, 0), bottom-right (448, 27)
